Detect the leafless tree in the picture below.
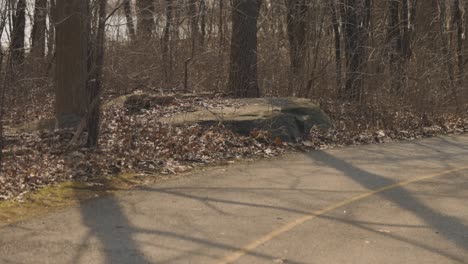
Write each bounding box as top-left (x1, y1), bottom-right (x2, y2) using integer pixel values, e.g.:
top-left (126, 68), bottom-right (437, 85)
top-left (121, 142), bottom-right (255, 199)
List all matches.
top-left (228, 0), bottom-right (262, 98)
top-left (31, 0), bottom-right (47, 59)
top-left (137, 0), bottom-right (155, 38)
top-left (87, 0), bottom-right (108, 147)
top-left (10, 0), bottom-right (26, 67)
top-left (55, 0), bottom-right (89, 128)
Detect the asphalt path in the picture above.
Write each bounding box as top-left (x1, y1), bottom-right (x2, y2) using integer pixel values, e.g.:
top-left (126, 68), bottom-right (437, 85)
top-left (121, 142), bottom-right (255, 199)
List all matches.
top-left (1, 135), bottom-right (468, 264)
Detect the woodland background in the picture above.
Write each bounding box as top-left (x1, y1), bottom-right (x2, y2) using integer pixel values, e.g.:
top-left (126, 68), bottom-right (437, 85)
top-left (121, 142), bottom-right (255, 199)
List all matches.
top-left (0, 0), bottom-right (467, 199)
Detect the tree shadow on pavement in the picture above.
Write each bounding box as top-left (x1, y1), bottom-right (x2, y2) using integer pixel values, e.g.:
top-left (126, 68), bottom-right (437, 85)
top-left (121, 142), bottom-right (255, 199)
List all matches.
top-left (74, 193), bottom-right (306, 264)
top-left (306, 150), bottom-right (468, 253)
top-left (316, 214), bottom-right (468, 263)
top-left (73, 136), bottom-right (468, 263)
top-left (74, 196), bottom-right (152, 264)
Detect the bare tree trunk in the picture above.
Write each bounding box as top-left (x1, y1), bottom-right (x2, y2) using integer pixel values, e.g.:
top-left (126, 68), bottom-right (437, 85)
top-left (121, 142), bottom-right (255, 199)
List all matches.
top-left (341, 0), bottom-right (366, 101)
top-left (414, 0), bottom-right (438, 49)
top-left (285, 0), bottom-right (307, 96)
top-left (47, 0), bottom-right (56, 60)
top-left (401, 0), bottom-right (412, 59)
top-left (453, 0), bottom-right (464, 83)
top-left (329, 0), bottom-right (342, 92)
top-left (137, 0), bottom-right (155, 39)
top-left (199, 0), bottom-right (206, 48)
top-left (0, 59), bottom-right (3, 171)
top-left (188, 0), bottom-right (199, 54)
top-left (55, 0), bottom-right (89, 128)
top-left (388, 0), bottom-right (403, 92)
top-left (163, 0), bottom-right (173, 83)
top-left (438, 1), bottom-right (454, 84)
top-left (184, 0), bottom-right (199, 92)
top-left (87, 0), bottom-right (107, 148)
top-left (0, 58), bottom-right (4, 172)
top-left (31, 0), bottom-right (47, 59)
top-left (400, 0), bottom-right (412, 90)
top-left (438, 0), bottom-right (458, 110)
top-left (11, 0), bottom-right (26, 66)
top-left (123, 0), bottom-right (136, 42)
top-left (0, 6), bottom-right (7, 172)
top-left (218, 0), bottom-right (224, 49)
top-left (227, 0), bottom-right (262, 98)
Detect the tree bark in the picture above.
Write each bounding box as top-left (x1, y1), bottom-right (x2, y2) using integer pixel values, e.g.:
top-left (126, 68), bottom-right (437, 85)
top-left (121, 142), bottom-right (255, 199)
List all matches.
top-left (31, 0), bottom-right (47, 59)
top-left (188, 0), bottom-right (199, 54)
top-left (55, 0), bottom-right (89, 128)
top-left (123, 0), bottom-right (136, 42)
top-left (341, 0), bottom-right (367, 101)
top-left (218, 0), bottom-right (224, 49)
top-left (87, 0), bottom-right (107, 148)
top-left (414, 0), bottom-right (438, 49)
top-left (329, 0), bottom-right (342, 92)
top-left (388, 0), bottom-right (404, 92)
top-left (401, 0), bottom-right (412, 59)
top-left (0, 18), bottom-right (5, 171)
top-left (47, 0), bottom-right (56, 60)
top-left (285, 0), bottom-right (307, 95)
top-left (228, 0), bottom-right (262, 98)
top-left (137, 0), bottom-right (155, 39)
top-left (199, 0), bottom-right (206, 48)
top-left (453, 0), bottom-right (464, 83)
top-left (285, 0), bottom-right (307, 75)
top-left (163, 0), bottom-right (173, 83)
top-left (438, 1), bottom-right (454, 83)
top-left (11, 0), bottom-right (26, 66)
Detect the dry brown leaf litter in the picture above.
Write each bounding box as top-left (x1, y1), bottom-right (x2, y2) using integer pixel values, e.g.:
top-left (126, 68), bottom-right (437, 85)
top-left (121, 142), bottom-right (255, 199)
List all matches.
top-left (1, 96), bottom-right (467, 201)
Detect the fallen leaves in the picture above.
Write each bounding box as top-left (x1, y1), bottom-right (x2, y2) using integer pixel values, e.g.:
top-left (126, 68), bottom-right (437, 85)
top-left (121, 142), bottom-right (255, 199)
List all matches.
top-left (0, 96), bottom-right (283, 201)
top-left (1, 95), bottom-right (467, 201)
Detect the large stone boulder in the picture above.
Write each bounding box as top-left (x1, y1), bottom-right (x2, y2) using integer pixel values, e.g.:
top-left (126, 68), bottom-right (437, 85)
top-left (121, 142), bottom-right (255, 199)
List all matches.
top-left (11, 95), bottom-right (332, 142)
top-left (161, 97), bottom-right (332, 141)
top-left (123, 94), bottom-right (176, 114)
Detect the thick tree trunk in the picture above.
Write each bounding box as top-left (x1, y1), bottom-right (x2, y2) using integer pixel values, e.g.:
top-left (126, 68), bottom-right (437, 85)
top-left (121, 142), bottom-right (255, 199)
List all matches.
top-left (31, 0), bottom-right (47, 59)
top-left (286, 0), bottom-right (307, 74)
top-left (341, 0), bottom-right (367, 101)
top-left (228, 0), bottom-right (262, 98)
top-left (87, 0), bottom-right (107, 148)
top-left (11, 0), bottom-right (26, 66)
top-left (285, 0), bottom-right (307, 95)
top-left (137, 0), bottom-right (155, 39)
top-left (123, 0), bottom-right (136, 42)
top-left (55, 0), bottom-right (89, 128)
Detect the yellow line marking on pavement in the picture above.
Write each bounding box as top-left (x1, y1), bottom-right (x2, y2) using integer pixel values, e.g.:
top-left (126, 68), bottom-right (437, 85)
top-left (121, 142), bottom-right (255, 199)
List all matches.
top-left (216, 167), bottom-right (468, 264)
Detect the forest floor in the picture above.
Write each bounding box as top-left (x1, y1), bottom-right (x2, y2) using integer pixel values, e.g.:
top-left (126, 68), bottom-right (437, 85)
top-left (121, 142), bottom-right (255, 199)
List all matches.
top-left (1, 93), bottom-right (468, 202)
top-left (1, 134), bottom-right (467, 263)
